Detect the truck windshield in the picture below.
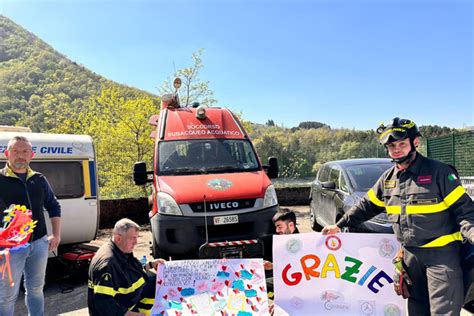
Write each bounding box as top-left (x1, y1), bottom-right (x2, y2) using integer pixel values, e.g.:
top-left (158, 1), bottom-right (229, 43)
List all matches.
top-left (158, 139), bottom-right (260, 175)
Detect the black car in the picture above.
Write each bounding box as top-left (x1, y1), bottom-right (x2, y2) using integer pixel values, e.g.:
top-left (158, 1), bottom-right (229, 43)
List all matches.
top-left (309, 158), bottom-right (393, 233)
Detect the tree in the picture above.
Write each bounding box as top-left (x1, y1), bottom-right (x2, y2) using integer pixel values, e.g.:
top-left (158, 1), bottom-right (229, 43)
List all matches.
top-left (159, 49), bottom-right (217, 107)
top-left (55, 85), bottom-right (161, 198)
top-left (298, 121), bottom-right (330, 129)
top-left (266, 119), bottom-right (275, 127)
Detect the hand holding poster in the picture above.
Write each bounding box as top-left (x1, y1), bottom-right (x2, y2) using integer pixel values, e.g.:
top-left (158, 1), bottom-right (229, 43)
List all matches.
top-left (152, 258), bottom-right (269, 316)
top-left (273, 232), bottom-right (406, 315)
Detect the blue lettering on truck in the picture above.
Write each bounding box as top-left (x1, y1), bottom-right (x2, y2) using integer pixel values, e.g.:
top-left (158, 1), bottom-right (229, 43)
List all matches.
top-left (39, 147), bottom-right (73, 154)
top-left (1, 146), bottom-right (73, 154)
top-left (0, 146), bottom-right (37, 154)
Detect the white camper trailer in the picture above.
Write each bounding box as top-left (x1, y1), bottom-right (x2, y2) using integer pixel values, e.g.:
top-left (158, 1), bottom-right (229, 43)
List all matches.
top-left (0, 129), bottom-right (99, 251)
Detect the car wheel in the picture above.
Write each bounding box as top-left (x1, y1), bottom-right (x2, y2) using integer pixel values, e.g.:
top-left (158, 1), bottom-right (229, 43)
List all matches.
top-left (309, 200), bottom-right (324, 232)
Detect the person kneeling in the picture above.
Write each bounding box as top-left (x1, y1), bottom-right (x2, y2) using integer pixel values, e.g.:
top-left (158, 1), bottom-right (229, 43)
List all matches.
top-left (88, 218), bottom-right (165, 316)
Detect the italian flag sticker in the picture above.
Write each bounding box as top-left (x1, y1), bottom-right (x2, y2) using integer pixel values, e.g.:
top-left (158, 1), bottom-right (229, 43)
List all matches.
top-left (448, 173), bottom-right (458, 181)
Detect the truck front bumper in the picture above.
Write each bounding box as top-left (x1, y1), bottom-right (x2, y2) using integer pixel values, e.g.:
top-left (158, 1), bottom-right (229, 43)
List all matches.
top-left (150, 205), bottom-right (278, 259)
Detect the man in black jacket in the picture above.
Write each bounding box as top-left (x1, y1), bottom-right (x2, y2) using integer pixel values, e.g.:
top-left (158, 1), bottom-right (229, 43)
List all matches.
top-left (88, 218), bottom-right (164, 316)
top-left (0, 135), bottom-right (61, 316)
top-left (322, 118), bottom-right (474, 315)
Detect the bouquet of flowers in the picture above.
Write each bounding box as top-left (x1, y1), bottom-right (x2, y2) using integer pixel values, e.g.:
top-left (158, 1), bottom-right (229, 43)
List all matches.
top-left (0, 204), bottom-right (37, 287)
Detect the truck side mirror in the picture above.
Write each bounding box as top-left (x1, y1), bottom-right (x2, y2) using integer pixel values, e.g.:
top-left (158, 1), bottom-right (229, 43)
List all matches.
top-left (133, 162), bottom-right (152, 185)
top-left (266, 156), bottom-right (279, 179)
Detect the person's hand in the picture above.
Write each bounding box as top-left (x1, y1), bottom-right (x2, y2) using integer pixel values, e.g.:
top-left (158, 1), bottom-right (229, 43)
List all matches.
top-left (263, 260), bottom-right (273, 270)
top-left (48, 234), bottom-right (60, 252)
top-left (151, 258), bottom-right (167, 270)
top-left (321, 225), bottom-right (341, 235)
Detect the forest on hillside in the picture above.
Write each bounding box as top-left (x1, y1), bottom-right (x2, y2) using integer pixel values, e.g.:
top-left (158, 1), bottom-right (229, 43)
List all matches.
top-left (1, 15), bottom-right (457, 199)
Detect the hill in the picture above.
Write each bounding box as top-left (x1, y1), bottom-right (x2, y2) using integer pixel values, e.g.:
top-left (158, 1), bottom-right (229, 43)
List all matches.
top-left (0, 15), bottom-right (157, 131)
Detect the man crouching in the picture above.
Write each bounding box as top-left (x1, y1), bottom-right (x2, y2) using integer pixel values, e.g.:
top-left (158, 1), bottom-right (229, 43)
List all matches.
top-left (88, 219), bottom-right (164, 316)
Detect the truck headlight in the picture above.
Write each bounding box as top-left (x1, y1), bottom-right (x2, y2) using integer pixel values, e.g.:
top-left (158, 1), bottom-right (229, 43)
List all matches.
top-left (157, 192), bottom-right (182, 215)
top-left (263, 184), bottom-right (278, 208)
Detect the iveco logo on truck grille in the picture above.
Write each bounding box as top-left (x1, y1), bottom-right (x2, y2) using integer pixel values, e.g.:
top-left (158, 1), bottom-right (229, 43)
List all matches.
top-left (210, 202), bottom-right (239, 210)
top-left (190, 199), bottom-right (256, 213)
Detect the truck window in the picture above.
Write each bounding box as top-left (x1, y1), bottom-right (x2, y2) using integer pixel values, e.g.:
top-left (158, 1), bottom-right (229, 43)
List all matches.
top-left (29, 161), bottom-right (84, 199)
top-left (158, 139), bottom-right (260, 175)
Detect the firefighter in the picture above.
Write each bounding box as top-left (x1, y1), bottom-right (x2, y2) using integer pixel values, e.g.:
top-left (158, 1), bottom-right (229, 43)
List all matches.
top-left (322, 117), bottom-right (474, 315)
top-left (88, 218), bottom-right (165, 316)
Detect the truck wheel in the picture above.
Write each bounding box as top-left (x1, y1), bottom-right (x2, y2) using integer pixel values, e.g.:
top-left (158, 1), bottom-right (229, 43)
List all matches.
top-left (309, 200), bottom-right (324, 231)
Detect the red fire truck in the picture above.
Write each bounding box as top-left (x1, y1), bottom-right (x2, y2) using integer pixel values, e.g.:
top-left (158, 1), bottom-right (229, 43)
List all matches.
top-left (133, 84), bottom-right (279, 260)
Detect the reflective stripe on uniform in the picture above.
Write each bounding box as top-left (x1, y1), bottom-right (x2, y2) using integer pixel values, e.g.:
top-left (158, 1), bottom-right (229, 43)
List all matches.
top-left (386, 205), bottom-right (401, 214)
top-left (443, 185), bottom-right (466, 206)
top-left (368, 188), bottom-right (384, 207)
top-left (420, 232), bottom-right (462, 248)
top-left (406, 185), bottom-right (466, 214)
top-left (140, 297), bottom-right (154, 305)
top-left (92, 277), bottom-right (146, 297)
top-left (138, 308), bottom-right (151, 315)
top-left (93, 285), bottom-right (117, 297)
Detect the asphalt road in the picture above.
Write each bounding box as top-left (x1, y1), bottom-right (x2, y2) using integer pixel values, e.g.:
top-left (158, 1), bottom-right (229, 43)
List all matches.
top-left (13, 206), bottom-right (473, 315)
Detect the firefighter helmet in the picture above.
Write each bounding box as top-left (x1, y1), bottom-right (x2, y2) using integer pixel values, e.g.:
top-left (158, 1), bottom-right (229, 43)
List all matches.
top-left (376, 117), bottom-right (421, 145)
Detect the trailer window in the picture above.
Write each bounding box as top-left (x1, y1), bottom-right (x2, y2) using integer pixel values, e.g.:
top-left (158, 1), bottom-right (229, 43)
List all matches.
top-left (29, 162), bottom-right (84, 199)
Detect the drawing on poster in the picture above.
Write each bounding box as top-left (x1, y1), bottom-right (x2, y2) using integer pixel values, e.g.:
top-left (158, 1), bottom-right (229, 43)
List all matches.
top-left (273, 232), bottom-right (406, 316)
top-left (151, 259), bottom-right (269, 316)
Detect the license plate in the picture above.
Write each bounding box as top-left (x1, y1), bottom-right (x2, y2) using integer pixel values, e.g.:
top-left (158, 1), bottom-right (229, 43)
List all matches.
top-left (213, 215), bottom-right (238, 225)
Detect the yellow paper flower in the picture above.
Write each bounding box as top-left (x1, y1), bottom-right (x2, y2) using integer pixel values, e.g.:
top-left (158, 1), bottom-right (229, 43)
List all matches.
top-left (20, 220), bottom-right (38, 234)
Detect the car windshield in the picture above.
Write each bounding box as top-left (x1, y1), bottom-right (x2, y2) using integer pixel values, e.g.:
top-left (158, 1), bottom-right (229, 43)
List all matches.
top-left (346, 163), bottom-right (392, 191)
top-left (157, 139), bottom-right (260, 175)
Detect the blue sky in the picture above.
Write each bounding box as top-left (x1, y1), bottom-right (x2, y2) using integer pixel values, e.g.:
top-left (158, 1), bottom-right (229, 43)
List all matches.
top-left (2, 0), bottom-right (472, 130)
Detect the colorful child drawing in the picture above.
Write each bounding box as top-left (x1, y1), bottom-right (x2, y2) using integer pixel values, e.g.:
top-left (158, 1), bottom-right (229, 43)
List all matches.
top-left (152, 259), bottom-right (269, 316)
top-left (0, 204), bottom-right (37, 287)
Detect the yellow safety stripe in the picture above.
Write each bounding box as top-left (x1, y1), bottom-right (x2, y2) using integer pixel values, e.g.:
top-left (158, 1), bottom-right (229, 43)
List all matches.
top-left (93, 285), bottom-right (117, 297)
top-left (140, 297), bottom-right (155, 305)
top-left (420, 232), bottom-right (462, 248)
top-left (82, 160), bottom-right (91, 198)
top-left (444, 185), bottom-right (466, 206)
top-left (93, 277), bottom-right (146, 297)
top-left (386, 205), bottom-right (401, 214)
top-left (406, 185), bottom-right (466, 214)
top-left (368, 188), bottom-right (385, 207)
top-left (138, 308), bottom-right (151, 315)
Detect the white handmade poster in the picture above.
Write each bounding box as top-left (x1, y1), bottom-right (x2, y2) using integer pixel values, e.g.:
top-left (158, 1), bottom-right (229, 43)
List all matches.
top-left (151, 258), bottom-right (269, 316)
top-left (273, 232), bottom-right (406, 315)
